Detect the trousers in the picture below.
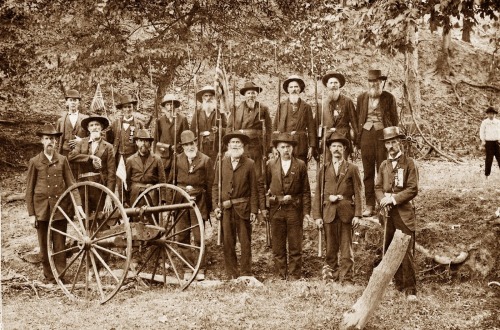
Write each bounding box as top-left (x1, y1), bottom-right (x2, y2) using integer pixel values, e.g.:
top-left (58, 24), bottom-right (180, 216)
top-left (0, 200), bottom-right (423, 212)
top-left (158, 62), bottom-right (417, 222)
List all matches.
top-left (324, 219), bottom-right (353, 281)
top-left (484, 140), bottom-right (500, 176)
top-left (222, 207), bottom-right (252, 279)
top-left (360, 128), bottom-right (386, 207)
top-left (37, 220), bottom-right (67, 280)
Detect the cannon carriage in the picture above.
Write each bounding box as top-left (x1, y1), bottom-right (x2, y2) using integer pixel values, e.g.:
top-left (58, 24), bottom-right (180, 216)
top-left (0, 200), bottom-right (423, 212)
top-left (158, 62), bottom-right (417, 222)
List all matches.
top-left (46, 181), bottom-right (205, 304)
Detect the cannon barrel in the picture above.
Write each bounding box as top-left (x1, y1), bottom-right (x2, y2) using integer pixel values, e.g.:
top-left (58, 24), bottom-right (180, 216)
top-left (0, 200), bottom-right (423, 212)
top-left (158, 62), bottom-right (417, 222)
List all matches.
top-left (123, 202), bottom-right (195, 216)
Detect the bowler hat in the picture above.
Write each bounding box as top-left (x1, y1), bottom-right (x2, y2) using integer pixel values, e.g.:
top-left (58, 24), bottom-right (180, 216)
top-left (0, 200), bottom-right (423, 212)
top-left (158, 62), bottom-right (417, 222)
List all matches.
top-left (196, 85), bottom-right (215, 102)
top-left (283, 75), bottom-right (305, 93)
top-left (81, 115), bottom-right (110, 131)
top-left (368, 69), bottom-right (387, 81)
top-left (179, 130), bottom-right (197, 145)
top-left (240, 81), bottom-right (263, 95)
top-left (116, 95), bottom-right (138, 108)
top-left (321, 71), bottom-right (346, 88)
top-left (379, 126), bottom-right (406, 141)
top-left (65, 89), bottom-right (81, 99)
top-left (134, 129), bottom-right (154, 141)
top-left (161, 94), bottom-right (181, 108)
top-left (326, 132), bottom-right (349, 147)
top-left (36, 123), bottom-right (63, 137)
top-left (272, 132), bottom-right (298, 147)
top-left (222, 131), bottom-right (250, 145)
top-left (485, 106), bottom-right (498, 114)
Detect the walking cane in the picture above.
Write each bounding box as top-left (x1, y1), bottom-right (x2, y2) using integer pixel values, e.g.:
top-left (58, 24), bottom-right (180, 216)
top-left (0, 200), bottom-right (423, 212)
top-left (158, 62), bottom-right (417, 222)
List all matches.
top-left (382, 206), bottom-right (389, 257)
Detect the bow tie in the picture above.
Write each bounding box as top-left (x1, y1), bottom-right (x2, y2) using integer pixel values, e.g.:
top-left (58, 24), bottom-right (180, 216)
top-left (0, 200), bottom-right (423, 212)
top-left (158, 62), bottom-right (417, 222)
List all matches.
top-left (389, 156), bottom-right (400, 162)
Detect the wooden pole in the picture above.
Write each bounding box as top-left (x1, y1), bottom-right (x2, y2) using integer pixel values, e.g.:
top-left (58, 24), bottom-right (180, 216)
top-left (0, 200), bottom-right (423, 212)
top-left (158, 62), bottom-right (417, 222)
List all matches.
top-left (339, 229), bottom-right (411, 330)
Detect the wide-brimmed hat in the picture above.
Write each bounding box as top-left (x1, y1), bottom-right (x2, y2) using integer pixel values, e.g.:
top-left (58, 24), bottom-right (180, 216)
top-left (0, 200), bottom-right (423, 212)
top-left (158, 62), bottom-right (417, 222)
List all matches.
top-left (179, 130), bottom-right (197, 145)
top-left (379, 126), bottom-right (406, 141)
top-left (134, 129), bottom-right (154, 141)
top-left (116, 95), bottom-right (138, 108)
top-left (272, 132), bottom-right (298, 147)
top-left (36, 123), bottom-right (63, 137)
top-left (283, 75), bottom-right (305, 93)
top-left (321, 71), bottom-right (346, 88)
top-left (240, 81), bottom-right (263, 95)
top-left (65, 89), bottom-right (81, 100)
top-left (196, 85), bottom-right (215, 102)
top-left (81, 115), bottom-right (110, 131)
top-left (222, 131), bottom-right (250, 145)
top-left (368, 69), bottom-right (387, 81)
top-left (485, 106), bottom-right (498, 114)
top-left (161, 94), bottom-right (181, 108)
top-left (326, 132), bottom-right (349, 147)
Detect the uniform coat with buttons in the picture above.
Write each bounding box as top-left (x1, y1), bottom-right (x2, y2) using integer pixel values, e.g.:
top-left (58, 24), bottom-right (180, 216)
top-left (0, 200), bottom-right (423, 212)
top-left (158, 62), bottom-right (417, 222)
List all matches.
top-left (126, 152), bottom-right (166, 206)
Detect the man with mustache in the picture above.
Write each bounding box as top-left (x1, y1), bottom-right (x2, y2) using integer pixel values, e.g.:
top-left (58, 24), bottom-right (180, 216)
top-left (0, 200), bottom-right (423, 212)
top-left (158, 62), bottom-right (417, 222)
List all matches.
top-left (273, 75), bottom-right (317, 165)
top-left (375, 126), bottom-right (419, 302)
top-left (56, 89), bottom-right (89, 178)
top-left (170, 130), bottom-right (214, 281)
top-left (154, 94), bottom-right (189, 180)
top-left (356, 70), bottom-right (398, 217)
top-left (26, 123), bottom-right (84, 284)
top-left (69, 115), bottom-right (116, 213)
top-left (213, 132), bottom-right (263, 279)
top-left (312, 132), bottom-right (362, 283)
top-left (265, 132), bottom-right (311, 280)
top-left (320, 71), bottom-right (358, 160)
top-left (191, 85), bottom-right (227, 166)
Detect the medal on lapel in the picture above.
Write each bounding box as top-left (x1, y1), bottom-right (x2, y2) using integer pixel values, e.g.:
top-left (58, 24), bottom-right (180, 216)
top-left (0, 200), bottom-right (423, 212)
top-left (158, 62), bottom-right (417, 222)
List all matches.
top-left (395, 168), bottom-right (404, 187)
top-left (129, 126), bottom-right (136, 143)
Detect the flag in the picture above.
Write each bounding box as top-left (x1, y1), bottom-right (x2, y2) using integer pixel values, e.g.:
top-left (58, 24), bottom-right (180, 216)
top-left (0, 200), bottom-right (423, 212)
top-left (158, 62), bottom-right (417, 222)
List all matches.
top-left (90, 83), bottom-right (106, 114)
top-left (214, 48), bottom-right (229, 98)
top-left (116, 155), bottom-right (127, 190)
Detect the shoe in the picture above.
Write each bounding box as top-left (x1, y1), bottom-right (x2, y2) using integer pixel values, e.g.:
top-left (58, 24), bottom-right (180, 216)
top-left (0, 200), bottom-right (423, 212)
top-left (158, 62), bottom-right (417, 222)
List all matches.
top-left (406, 294), bottom-right (418, 302)
top-left (362, 206), bottom-right (374, 217)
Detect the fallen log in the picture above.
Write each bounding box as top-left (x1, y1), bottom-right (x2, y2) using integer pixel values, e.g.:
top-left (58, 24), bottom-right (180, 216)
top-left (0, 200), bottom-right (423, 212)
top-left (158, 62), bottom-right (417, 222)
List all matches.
top-left (340, 230), bottom-right (411, 330)
top-left (415, 243), bottom-right (468, 265)
top-left (4, 193), bottom-right (25, 203)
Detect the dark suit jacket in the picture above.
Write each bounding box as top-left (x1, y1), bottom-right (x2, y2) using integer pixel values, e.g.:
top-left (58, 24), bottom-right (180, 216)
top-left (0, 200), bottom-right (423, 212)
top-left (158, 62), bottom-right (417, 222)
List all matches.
top-left (126, 152), bottom-right (166, 205)
top-left (26, 152), bottom-right (81, 221)
top-left (154, 114), bottom-right (189, 169)
top-left (107, 116), bottom-right (144, 157)
top-left (274, 99), bottom-right (317, 156)
top-left (56, 113), bottom-right (88, 153)
top-left (228, 101), bottom-right (272, 150)
top-left (312, 161), bottom-right (362, 223)
top-left (356, 91), bottom-right (398, 144)
top-left (266, 157), bottom-right (311, 217)
top-left (375, 154), bottom-right (419, 230)
top-left (68, 137), bottom-right (116, 193)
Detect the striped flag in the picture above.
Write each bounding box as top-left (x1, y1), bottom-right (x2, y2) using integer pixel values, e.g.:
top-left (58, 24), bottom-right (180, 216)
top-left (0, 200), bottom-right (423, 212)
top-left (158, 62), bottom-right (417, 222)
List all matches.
top-left (214, 48), bottom-right (229, 97)
top-left (90, 83), bottom-right (106, 114)
top-left (116, 155), bottom-right (127, 190)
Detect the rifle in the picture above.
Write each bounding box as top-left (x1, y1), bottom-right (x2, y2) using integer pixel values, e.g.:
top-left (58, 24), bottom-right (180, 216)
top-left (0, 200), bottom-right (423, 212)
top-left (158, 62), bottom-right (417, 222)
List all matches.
top-left (318, 88), bottom-right (327, 258)
top-left (274, 44), bottom-right (281, 130)
top-left (172, 99), bottom-right (178, 185)
top-left (215, 47), bottom-right (223, 246)
top-left (259, 102), bottom-right (271, 248)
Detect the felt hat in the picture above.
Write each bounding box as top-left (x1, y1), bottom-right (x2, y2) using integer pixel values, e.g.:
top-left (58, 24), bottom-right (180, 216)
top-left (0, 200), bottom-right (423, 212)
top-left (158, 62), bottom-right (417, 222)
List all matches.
top-left (485, 106), bottom-right (498, 114)
top-left (271, 132), bottom-right (298, 147)
top-left (379, 126), bottom-right (406, 141)
top-left (283, 75), bottom-right (305, 93)
top-left (240, 81), bottom-right (263, 95)
top-left (161, 94), bottom-right (181, 108)
top-left (81, 115), bottom-right (110, 131)
top-left (196, 85), bottom-right (216, 102)
top-left (116, 95), bottom-right (138, 108)
top-left (65, 89), bottom-right (81, 99)
top-left (134, 129), bottom-right (154, 141)
top-left (326, 132), bottom-right (349, 147)
top-left (222, 131), bottom-right (250, 145)
top-left (367, 69), bottom-right (387, 81)
top-left (321, 71), bottom-right (346, 88)
top-left (179, 130), bottom-right (197, 145)
top-left (36, 123), bottom-right (63, 137)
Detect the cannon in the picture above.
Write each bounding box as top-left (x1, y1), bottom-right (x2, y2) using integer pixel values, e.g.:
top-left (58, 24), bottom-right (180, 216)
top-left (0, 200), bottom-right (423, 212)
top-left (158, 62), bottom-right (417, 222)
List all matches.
top-left (46, 182), bottom-right (205, 304)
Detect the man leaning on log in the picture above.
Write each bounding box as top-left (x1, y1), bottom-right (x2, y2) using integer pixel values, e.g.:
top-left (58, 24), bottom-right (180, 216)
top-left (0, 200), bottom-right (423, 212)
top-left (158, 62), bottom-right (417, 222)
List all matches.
top-left (375, 126), bottom-right (419, 302)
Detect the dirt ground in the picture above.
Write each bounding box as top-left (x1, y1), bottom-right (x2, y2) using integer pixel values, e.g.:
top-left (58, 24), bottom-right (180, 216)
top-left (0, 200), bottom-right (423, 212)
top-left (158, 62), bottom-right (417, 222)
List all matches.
top-left (1, 157), bottom-right (499, 329)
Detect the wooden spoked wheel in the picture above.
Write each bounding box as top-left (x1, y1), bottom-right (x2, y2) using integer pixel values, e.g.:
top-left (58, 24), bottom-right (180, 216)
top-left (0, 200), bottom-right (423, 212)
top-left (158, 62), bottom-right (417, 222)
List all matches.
top-left (47, 182), bottom-right (132, 304)
top-left (130, 183), bottom-right (205, 290)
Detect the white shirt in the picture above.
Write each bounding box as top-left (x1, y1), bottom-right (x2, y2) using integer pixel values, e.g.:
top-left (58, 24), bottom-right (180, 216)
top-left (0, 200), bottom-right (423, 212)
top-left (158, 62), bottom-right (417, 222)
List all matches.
top-left (388, 151), bottom-right (402, 168)
top-left (91, 139), bottom-right (100, 154)
top-left (332, 159), bottom-right (343, 174)
top-left (68, 112), bottom-right (79, 128)
top-left (231, 158), bottom-right (239, 170)
top-left (122, 116), bottom-right (134, 131)
top-left (479, 117), bottom-right (500, 142)
top-left (44, 152), bottom-right (53, 162)
top-left (281, 159), bottom-right (291, 174)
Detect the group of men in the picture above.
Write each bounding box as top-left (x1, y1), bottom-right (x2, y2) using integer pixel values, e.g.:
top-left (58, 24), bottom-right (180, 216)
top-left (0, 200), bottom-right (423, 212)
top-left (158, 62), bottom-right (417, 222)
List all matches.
top-left (25, 69), bottom-right (420, 301)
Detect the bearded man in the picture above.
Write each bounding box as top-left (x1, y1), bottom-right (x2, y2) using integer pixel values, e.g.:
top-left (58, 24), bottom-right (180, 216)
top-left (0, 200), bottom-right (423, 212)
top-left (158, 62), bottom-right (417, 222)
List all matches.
top-left (212, 132), bottom-right (264, 279)
top-left (191, 85), bottom-right (227, 165)
top-left (273, 75), bottom-right (317, 164)
top-left (356, 69), bottom-right (398, 217)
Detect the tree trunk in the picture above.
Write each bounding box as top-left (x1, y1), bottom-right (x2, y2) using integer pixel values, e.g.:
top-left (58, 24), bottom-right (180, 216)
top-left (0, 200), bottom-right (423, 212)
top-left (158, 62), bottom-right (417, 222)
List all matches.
top-left (461, 0), bottom-right (474, 43)
top-left (339, 230), bottom-right (411, 330)
top-left (405, 19), bottom-right (421, 119)
top-left (436, 25), bottom-right (452, 76)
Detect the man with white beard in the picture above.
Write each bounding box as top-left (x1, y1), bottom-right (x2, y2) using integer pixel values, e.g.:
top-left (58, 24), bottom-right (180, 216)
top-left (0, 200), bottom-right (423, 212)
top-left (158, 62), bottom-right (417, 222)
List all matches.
top-left (212, 132), bottom-right (264, 279)
top-left (355, 69), bottom-right (398, 217)
top-left (273, 75), bottom-right (317, 165)
top-left (191, 85), bottom-right (227, 165)
top-left (170, 130), bottom-right (214, 281)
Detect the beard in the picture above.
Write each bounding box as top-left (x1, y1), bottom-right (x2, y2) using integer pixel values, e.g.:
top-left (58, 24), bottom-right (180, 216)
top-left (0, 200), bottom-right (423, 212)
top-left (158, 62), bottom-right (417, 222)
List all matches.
top-left (202, 100), bottom-right (216, 113)
top-left (139, 145), bottom-right (150, 155)
top-left (225, 147), bottom-right (244, 159)
top-left (289, 94), bottom-right (300, 104)
top-left (245, 99), bottom-right (256, 109)
top-left (90, 131), bottom-right (101, 141)
top-left (368, 85), bottom-right (382, 98)
top-left (184, 148), bottom-right (198, 159)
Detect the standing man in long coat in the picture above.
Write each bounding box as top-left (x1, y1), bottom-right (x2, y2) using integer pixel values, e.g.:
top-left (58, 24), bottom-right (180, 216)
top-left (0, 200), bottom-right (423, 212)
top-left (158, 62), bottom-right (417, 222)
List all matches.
top-left (356, 69), bottom-right (398, 216)
top-left (375, 126), bottom-right (419, 302)
top-left (266, 133), bottom-right (311, 280)
top-left (273, 75), bottom-right (317, 164)
top-left (213, 132), bottom-right (263, 279)
top-left (26, 123), bottom-right (84, 284)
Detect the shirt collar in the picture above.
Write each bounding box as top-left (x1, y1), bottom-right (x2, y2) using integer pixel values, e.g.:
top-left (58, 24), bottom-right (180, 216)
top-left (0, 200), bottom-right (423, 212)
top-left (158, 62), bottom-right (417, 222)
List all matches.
top-left (389, 151), bottom-right (402, 161)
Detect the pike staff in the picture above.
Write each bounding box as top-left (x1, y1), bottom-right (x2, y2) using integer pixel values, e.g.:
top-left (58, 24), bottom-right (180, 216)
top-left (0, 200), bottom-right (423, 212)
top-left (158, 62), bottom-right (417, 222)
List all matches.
top-left (259, 101), bottom-right (271, 248)
top-left (215, 46), bottom-right (223, 246)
